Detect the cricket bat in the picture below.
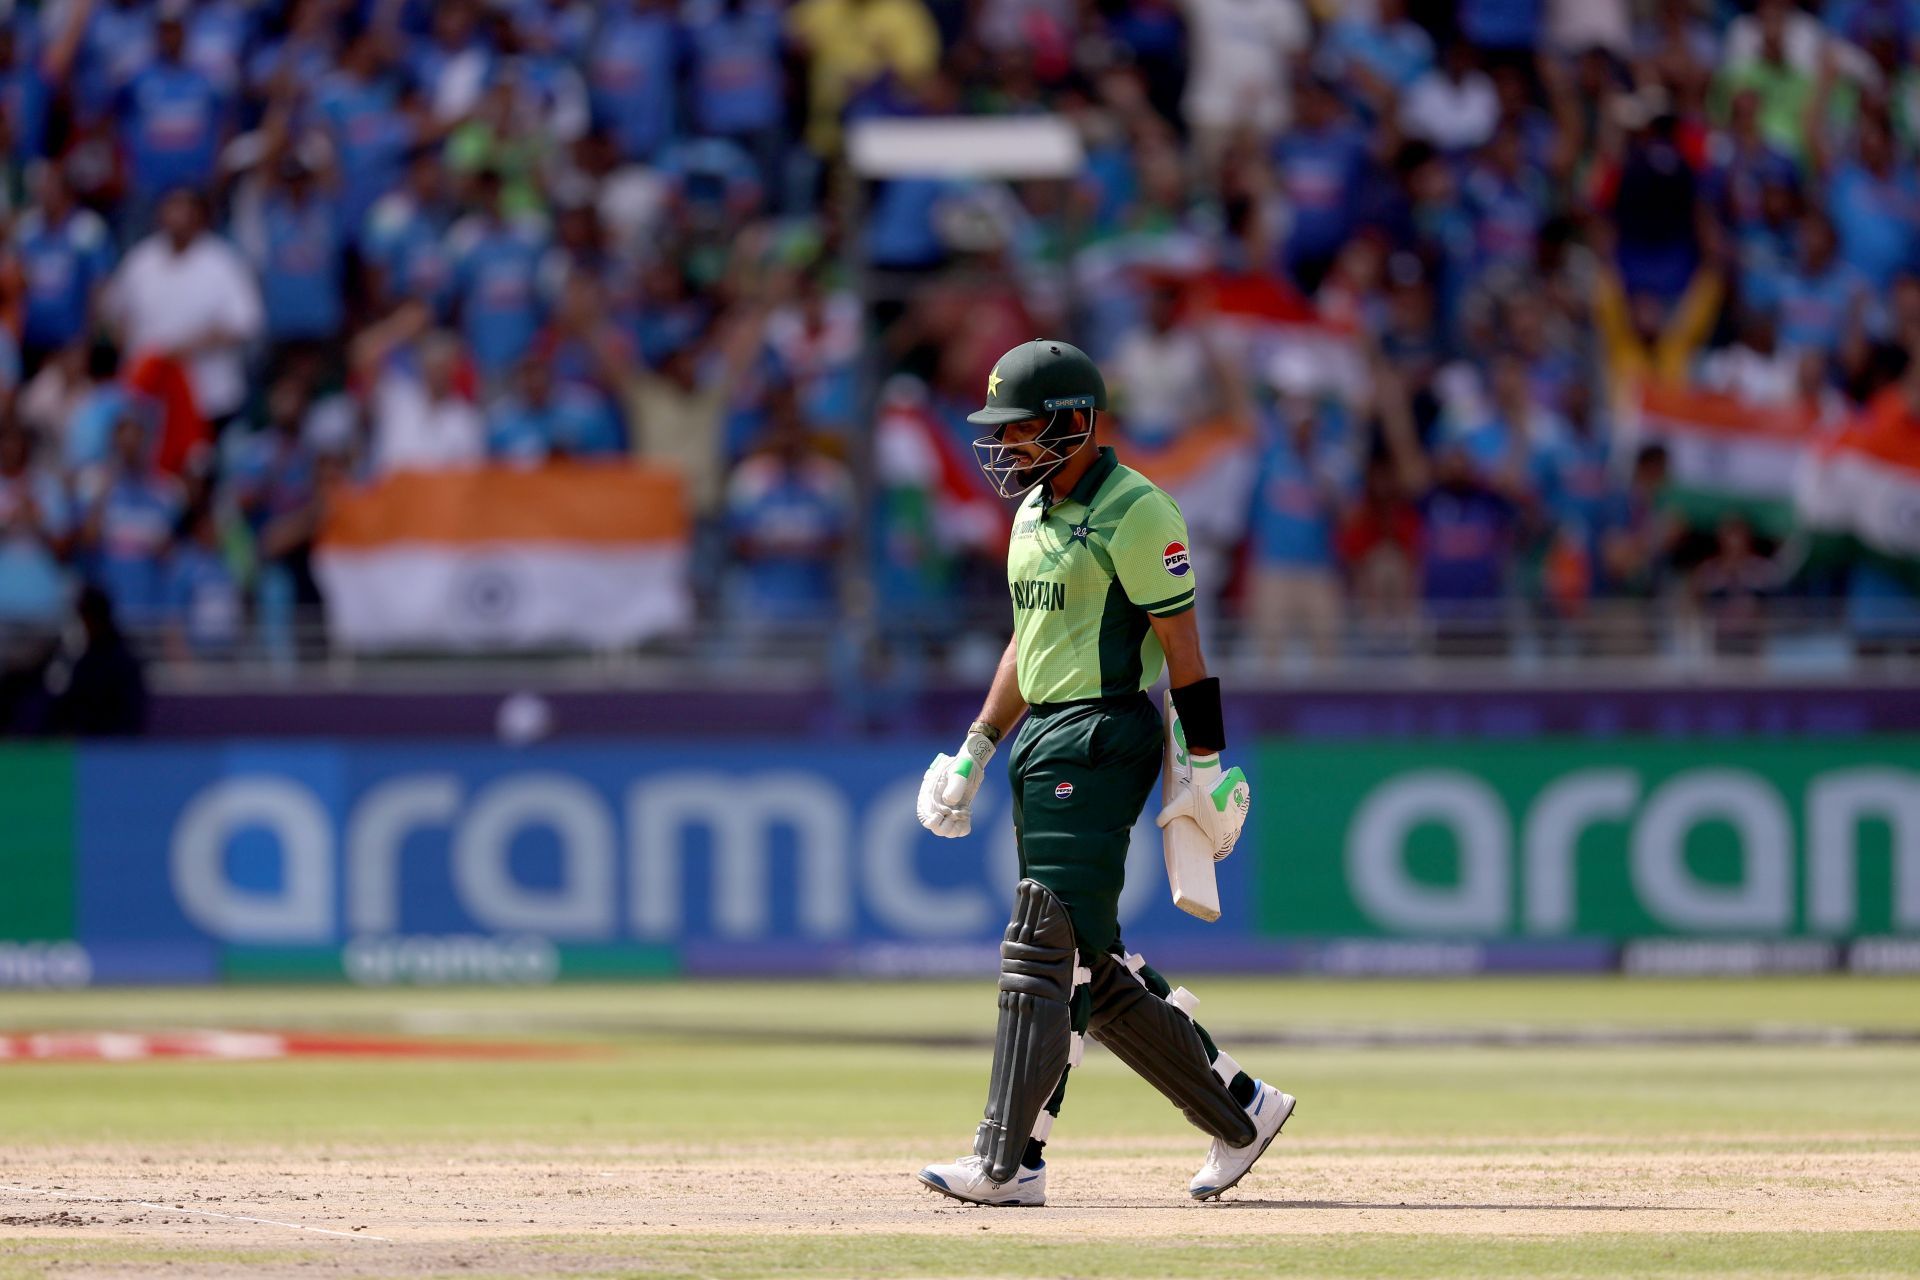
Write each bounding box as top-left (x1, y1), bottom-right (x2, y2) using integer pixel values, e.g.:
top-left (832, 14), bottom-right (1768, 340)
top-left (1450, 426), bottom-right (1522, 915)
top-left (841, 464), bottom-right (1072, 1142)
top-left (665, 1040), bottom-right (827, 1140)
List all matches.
top-left (1161, 688), bottom-right (1223, 922)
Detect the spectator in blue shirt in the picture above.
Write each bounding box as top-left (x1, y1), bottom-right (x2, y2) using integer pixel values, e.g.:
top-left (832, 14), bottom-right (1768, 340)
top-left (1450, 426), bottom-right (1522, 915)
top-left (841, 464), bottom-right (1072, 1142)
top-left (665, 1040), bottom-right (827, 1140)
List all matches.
top-left (865, 176), bottom-right (952, 271)
top-left (1826, 0), bottom-right (1914, 48)
top-left (447, 170), bottom-right (550, 380)
top-left (1464, 124), bottom-right (1549, 277)
top-left (225, 375), bottom-right (318, 549)
top-left (410, 0), bottom-right (493, 123)
top-left (1824, 112), bottom-right (1920, 288)
top-left (182, 0), bottom-right (254, 99)
top-left (223, 373), bottom-right (331, 661)
top-left (12, 165), bottom-right (116, 370)
top-left (511, 0), bottom-right (597, 62)
top-left (1247, 389), bottom-right (1355, 666)
top-left (1502, 289), bottom-right (1582, 416)
top-left (687, 0), bottom-right (788, 206)
top-left (236, 156), bottom-right (349, 355)
top-left (164, 500), bottom-right (242, 661)
top-left (315, 31), bottom-right (424, 243)
top-left (487, 353), bottom-right (625, 462)
top-left (1101, 0), bottom-right (1183, 127)
top-left (1322, 0), bottom-right (1433, 112)
top-left (59, 344), bottom-right (131, 474)
top-left (764, 270), bottom-right (861, 435)
top-left (236, 157), bottom-right (346, 352)
top-left (74, 0), bottom-right (157, 123)
top-left (1736, 171), bottom-right (1802, 305)
top-left (117, 13), bottom-right (227, 223)
top-left (1704, 89), bottom-right (1797, 236)
top-left (499, 15), bottom-right (592, 146)
top-left (1457, 354), bottom-right (1566, 507)
top-left (364, 146), bottom-right (458, 314)
top-left (1758, 212), bottom-right (1877, 356)
top-left (1544, 376), bottom-right (1622, 562)
top-left (1459, 0), bottom-right (1541, 52)
top-left (1273, 75), bottom-right (1369, 292)
top-left (1608, 107), bottom-right (1703, 306)
top-left (0, 24), bottom-right (50, 164)
top-left (75, 414), bottom-right (186, 628)
top-left (724, 402), bottom-right (853, 627)
top-left (0, 418), bottom-right (73, 628)
top-left (1419, 443), bottom-right (1517, 629)
top-left (1598, 444), bottom-right (1680, 600)
top-left (245, 0), bottom-right (338, 102)
top-left (589, 0), bottom-right (678, 161)
top-left (626, 259), bottom-right (712, 369)
top-left (1403, 143), bottom-right (1480, 330)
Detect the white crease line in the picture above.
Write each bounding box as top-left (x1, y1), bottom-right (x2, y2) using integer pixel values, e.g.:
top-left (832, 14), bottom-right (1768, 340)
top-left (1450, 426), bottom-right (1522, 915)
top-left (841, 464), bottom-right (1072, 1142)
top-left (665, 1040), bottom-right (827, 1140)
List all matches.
top-left (0, 1183), bottom-right (391, 1242)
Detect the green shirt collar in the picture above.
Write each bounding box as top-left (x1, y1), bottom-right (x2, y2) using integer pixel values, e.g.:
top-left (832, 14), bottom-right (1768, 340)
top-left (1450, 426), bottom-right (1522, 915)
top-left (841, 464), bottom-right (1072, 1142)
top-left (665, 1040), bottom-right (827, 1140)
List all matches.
top-left (1045, 446), bottom-right (1118, 513)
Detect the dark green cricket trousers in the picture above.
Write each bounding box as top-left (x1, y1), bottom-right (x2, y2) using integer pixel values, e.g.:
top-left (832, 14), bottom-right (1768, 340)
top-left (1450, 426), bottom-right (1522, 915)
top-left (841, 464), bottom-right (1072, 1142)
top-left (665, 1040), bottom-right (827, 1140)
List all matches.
top-left (1006, 692), bottom-right (1162, 956)
top-left (998, 692), bottom-right (1253, 1148)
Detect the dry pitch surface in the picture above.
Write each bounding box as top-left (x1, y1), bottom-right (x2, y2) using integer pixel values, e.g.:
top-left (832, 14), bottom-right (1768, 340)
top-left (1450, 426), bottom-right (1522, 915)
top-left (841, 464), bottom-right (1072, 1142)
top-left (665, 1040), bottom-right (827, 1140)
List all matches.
top-left (0, 979), bottom-right (1916, 1278)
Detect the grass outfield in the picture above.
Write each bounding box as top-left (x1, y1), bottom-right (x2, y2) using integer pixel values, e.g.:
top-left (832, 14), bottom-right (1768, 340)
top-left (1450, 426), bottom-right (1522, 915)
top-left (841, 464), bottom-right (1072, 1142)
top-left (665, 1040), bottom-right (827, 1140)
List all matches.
top-left (1, 977), bottom-right (1917, 1278)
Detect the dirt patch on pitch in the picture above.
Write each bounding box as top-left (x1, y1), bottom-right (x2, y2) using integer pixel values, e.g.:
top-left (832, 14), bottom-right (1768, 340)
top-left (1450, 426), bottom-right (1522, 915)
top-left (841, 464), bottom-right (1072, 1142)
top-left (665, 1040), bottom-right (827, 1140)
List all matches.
top-left (0, 1212), bottom-right (102, 1228)
top-left (3, 1136), bottom-right (1918, 1276)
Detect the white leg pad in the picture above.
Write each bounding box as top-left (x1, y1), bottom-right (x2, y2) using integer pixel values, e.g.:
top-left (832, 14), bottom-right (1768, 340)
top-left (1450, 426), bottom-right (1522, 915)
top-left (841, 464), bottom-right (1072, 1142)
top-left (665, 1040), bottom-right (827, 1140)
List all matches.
top-left (1166, 986), bottom-right (1200, 1019)
top-left (1030, 1110), bottom-right (1055, 1143)
top-left (1211, 1049), bottom-right (1243, 1088)
top-left (1068, 1031), bottom-right (1085, 1069)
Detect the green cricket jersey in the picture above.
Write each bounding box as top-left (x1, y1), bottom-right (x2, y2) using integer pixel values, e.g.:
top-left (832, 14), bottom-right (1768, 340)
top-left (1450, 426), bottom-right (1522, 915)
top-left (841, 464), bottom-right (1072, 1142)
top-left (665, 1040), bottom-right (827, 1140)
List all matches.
top-left (1007, 446), bottom-right (1196, 704)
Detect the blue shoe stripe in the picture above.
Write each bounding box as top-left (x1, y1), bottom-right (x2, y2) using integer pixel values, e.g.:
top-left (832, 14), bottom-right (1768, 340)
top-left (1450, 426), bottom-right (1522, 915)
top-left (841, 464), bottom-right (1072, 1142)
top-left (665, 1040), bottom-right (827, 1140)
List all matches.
top-left (921, 1171), bottom-right (949, 1190)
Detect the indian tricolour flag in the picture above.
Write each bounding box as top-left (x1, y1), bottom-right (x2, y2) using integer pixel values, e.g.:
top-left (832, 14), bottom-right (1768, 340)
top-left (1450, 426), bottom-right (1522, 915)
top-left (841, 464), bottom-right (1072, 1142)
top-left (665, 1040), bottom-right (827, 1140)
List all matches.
top-left (1795, 388), bottom-right (1920, 561)
top-left (1194, 271), bottom-right (1367, 403)
top-left (1124, 417), bottom-right (1261, 546)
top-left (316, 463), bottom-right (692, 651)
top-left (1632, 385), bottom-right (1819, 536)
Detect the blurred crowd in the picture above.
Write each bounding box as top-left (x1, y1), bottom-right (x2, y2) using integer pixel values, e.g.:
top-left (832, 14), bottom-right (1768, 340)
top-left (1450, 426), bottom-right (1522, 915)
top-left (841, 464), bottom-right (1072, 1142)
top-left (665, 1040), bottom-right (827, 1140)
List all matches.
top-left (3, 0), bottom-right (1920, 702)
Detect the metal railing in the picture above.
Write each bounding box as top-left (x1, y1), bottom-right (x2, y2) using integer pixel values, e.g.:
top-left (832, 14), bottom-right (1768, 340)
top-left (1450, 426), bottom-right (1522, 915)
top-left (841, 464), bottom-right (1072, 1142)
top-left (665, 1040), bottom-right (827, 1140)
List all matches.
top-left (0, 596), bottom-right (1908, 694)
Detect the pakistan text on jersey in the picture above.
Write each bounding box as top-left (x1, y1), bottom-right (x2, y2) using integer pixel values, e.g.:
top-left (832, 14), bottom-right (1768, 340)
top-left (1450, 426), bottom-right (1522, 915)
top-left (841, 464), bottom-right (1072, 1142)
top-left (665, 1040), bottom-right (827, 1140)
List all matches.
top-left (1011, 579), bottom-right (1067, 611)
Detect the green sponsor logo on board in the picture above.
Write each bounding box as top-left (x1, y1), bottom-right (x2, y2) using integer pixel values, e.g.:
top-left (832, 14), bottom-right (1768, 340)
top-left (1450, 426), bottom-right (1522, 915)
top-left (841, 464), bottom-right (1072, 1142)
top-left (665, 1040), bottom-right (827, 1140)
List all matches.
top-left (0, 746), bottom-right (75, 942)
top-left (1254, 739), bottom-right (1920, 939)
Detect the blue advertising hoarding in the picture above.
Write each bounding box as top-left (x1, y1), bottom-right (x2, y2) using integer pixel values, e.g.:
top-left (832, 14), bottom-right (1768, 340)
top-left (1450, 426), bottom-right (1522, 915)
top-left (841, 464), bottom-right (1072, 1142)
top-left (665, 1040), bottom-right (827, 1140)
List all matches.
top-left (10, 734), bottom-right (1914, 985)
top-left (69, 742), bottom-right (1257, 982)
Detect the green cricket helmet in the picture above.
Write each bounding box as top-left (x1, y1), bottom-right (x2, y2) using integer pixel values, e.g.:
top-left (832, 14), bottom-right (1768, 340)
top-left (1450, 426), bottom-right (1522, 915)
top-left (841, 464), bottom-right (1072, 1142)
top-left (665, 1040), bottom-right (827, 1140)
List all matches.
top-left (967, 339), bottom-right (1107, 498)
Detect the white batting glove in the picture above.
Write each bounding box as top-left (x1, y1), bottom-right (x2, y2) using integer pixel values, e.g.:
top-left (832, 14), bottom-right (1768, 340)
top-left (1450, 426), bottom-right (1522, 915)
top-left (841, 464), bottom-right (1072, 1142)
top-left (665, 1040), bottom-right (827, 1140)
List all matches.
top-left (916, 727), bottom-right (998, 838)
top-left (1156, 751), bottom-right (1251, 862)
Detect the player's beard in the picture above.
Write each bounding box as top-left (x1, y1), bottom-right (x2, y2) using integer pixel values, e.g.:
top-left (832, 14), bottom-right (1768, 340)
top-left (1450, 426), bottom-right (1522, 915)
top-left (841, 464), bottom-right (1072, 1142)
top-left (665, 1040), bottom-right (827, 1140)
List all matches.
top-left (972, 411), bottom-right (1096, 500)
top-left (1004, 447), bottom-right (1049, 493)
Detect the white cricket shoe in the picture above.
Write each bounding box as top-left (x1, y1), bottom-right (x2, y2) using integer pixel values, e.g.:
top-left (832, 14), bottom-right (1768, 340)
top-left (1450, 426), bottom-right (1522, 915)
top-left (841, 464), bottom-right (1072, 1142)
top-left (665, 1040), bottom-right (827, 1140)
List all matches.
top-left (1188, 1080), bottom-right (1295, 1201)
top-left (916, 1153), bottom-right (1047, 1207)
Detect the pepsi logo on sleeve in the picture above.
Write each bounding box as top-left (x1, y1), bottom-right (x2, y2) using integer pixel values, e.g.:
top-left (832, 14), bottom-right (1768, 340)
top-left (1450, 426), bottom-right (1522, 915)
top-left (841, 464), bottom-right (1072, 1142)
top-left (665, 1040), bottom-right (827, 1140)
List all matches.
top-left (1162, 542), bottom-right (1190, 577)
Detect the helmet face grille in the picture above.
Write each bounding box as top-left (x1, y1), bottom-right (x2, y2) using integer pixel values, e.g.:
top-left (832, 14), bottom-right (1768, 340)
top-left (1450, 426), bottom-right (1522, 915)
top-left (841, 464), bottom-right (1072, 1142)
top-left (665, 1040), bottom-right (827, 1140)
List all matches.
top-left (971, 410), bottom-right (1096, 500)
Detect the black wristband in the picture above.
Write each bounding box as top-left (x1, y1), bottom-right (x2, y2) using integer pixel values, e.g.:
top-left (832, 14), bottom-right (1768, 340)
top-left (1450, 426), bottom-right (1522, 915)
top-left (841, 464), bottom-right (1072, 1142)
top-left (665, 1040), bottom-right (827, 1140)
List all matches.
top-left (1170, 677), bottom-right (1225, 755)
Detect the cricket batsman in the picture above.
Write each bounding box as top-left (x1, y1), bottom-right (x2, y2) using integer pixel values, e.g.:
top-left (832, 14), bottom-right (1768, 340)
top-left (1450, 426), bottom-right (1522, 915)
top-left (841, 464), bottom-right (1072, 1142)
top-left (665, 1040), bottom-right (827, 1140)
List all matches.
top-left (913, 339), bottom-right (1294, 1207)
